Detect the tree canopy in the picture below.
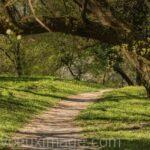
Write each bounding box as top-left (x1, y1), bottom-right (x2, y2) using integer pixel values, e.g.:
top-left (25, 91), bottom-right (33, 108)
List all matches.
top-left (0, 0), bottom-right (150, 96)
top-left (0, 0), bottom-right (149, 44)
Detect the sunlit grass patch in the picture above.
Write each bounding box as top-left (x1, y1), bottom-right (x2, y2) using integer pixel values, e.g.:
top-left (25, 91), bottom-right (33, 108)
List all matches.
top-left (77, 86), bottom-right (150, 149)
top-left (0, 76), bottom-right (102, 140)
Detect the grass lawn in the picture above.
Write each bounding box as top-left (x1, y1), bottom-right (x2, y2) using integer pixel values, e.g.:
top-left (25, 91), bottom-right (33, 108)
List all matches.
top-left (0, 76), bottom-right (102, 141)
top-left (77, 86), bottom-right (150, 150)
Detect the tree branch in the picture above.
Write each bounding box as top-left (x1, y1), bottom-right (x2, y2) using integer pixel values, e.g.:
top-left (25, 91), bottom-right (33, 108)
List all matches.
top-left (0, 47), bottom-right (15, 64)
top-left (28, 0), bottom-right (51, 32)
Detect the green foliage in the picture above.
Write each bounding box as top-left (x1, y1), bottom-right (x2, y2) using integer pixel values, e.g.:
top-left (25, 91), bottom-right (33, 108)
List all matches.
top-left (77, 87), bottom-right (150, 149)
top-left (0, 30), bottom-right (25, 76)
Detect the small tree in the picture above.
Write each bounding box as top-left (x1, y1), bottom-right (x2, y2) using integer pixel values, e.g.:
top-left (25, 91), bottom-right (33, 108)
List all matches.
top-left (0, 29), bottom-right (24, 77)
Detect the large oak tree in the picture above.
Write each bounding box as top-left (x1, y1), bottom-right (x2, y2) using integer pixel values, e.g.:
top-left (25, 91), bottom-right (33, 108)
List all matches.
top-left (0, 0), bottom-right (148, 43)
top-left (0, 0), bottom-right (149, 96)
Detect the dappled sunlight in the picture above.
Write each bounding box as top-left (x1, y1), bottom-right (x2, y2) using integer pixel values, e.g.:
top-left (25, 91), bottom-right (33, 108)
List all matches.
top-left (77, 87), bottom-right (150, 149)
top-left (0, 76), bottom-right (101, 141)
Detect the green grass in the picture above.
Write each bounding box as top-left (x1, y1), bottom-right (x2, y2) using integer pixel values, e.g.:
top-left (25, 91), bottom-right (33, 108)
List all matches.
top-left (0, 76), bottom-right (102, 140)
top-left (77, 86), bottom-right (150, 150)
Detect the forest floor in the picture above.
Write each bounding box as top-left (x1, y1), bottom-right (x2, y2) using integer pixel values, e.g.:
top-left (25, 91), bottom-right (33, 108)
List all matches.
top-left (13, 90), bottom-right (110, 149)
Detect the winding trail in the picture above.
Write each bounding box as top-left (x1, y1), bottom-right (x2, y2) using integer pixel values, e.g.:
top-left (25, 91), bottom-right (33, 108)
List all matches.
top-left (13, 89), bottom-right (110, 150)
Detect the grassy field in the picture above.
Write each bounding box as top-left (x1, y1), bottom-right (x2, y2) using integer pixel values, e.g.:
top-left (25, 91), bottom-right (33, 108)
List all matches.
top-left (77, 86), bottom-right (150, 149)
top-left (0, 76), bottom-right (102, 140)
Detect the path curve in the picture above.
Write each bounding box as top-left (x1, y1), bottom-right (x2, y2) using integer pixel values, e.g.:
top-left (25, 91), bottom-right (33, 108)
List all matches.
top-left (13, 89), bottom-right (110, 149)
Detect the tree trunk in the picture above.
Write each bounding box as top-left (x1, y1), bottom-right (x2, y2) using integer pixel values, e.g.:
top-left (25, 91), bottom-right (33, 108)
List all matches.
top-left (138, 69), bottom-right (150, 98)
top-left (113, 64), bottom-right (134, 86)
top-left (136, 58), bottom-right (150, 98)
top-left (102, 71), bottom-right (107, 85)
top-left (146, 86), bottom-right (150, 98)
top-left (67, 65), bottom-right (80, 80)
top-left (16, 62), bottom-right (23, 77)
top-left (136, 59), bottom-right (143, 85)
top-left (136, 69), bottom-right (143, 85)
top-left (142, 77), bottom-right (150, 98)
top-left (15, 43), bottom-right (23, 77)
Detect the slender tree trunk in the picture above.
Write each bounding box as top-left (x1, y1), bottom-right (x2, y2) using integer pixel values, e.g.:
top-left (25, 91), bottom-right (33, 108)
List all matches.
top-left (113, 63), bottom-right (134, 86)
top-left (136, 59), bottom-right (143, 85)
top-left (16, 62), bottom-right (23, 77)
top-left (102, 71), bottom-right (107, 85)
top-left (145, 85), bottom-right (150, 98)
top-left (15, 43), bottom-right (23, 77)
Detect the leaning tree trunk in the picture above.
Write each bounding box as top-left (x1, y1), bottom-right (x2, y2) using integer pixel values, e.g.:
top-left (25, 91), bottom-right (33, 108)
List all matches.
top-left (67, 65), bottom-right (79, 80)
top-left (113, 63), bottom-right (134, 86)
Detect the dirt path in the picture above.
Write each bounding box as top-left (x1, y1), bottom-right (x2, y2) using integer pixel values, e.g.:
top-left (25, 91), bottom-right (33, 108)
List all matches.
top-left (13, 89), bottom-right (110, 149)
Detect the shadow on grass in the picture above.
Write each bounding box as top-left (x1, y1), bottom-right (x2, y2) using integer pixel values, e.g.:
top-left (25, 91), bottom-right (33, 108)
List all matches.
top-left (0, 84), bottom-right (72, 102)
top-left (16, 89), bottom-right (100, 103)
top-left (0, 139), bottom-right (150, 150)
top-left (77, 88), bottom-right (150, 149)
top-left (99, 93), bottom-right (147, 103)
top-left (0, 93), bottom-right (56, 137)
top-left (85, 138), bottom-right (150, 150)
top-left (0, 76), bottom-right (49, 82)
top-left (0, 76), bottom-right (103, 89)
top-left (15, 130), bottom-right (87, 138)
top-left (0, 95), bottom-right (51, 112)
